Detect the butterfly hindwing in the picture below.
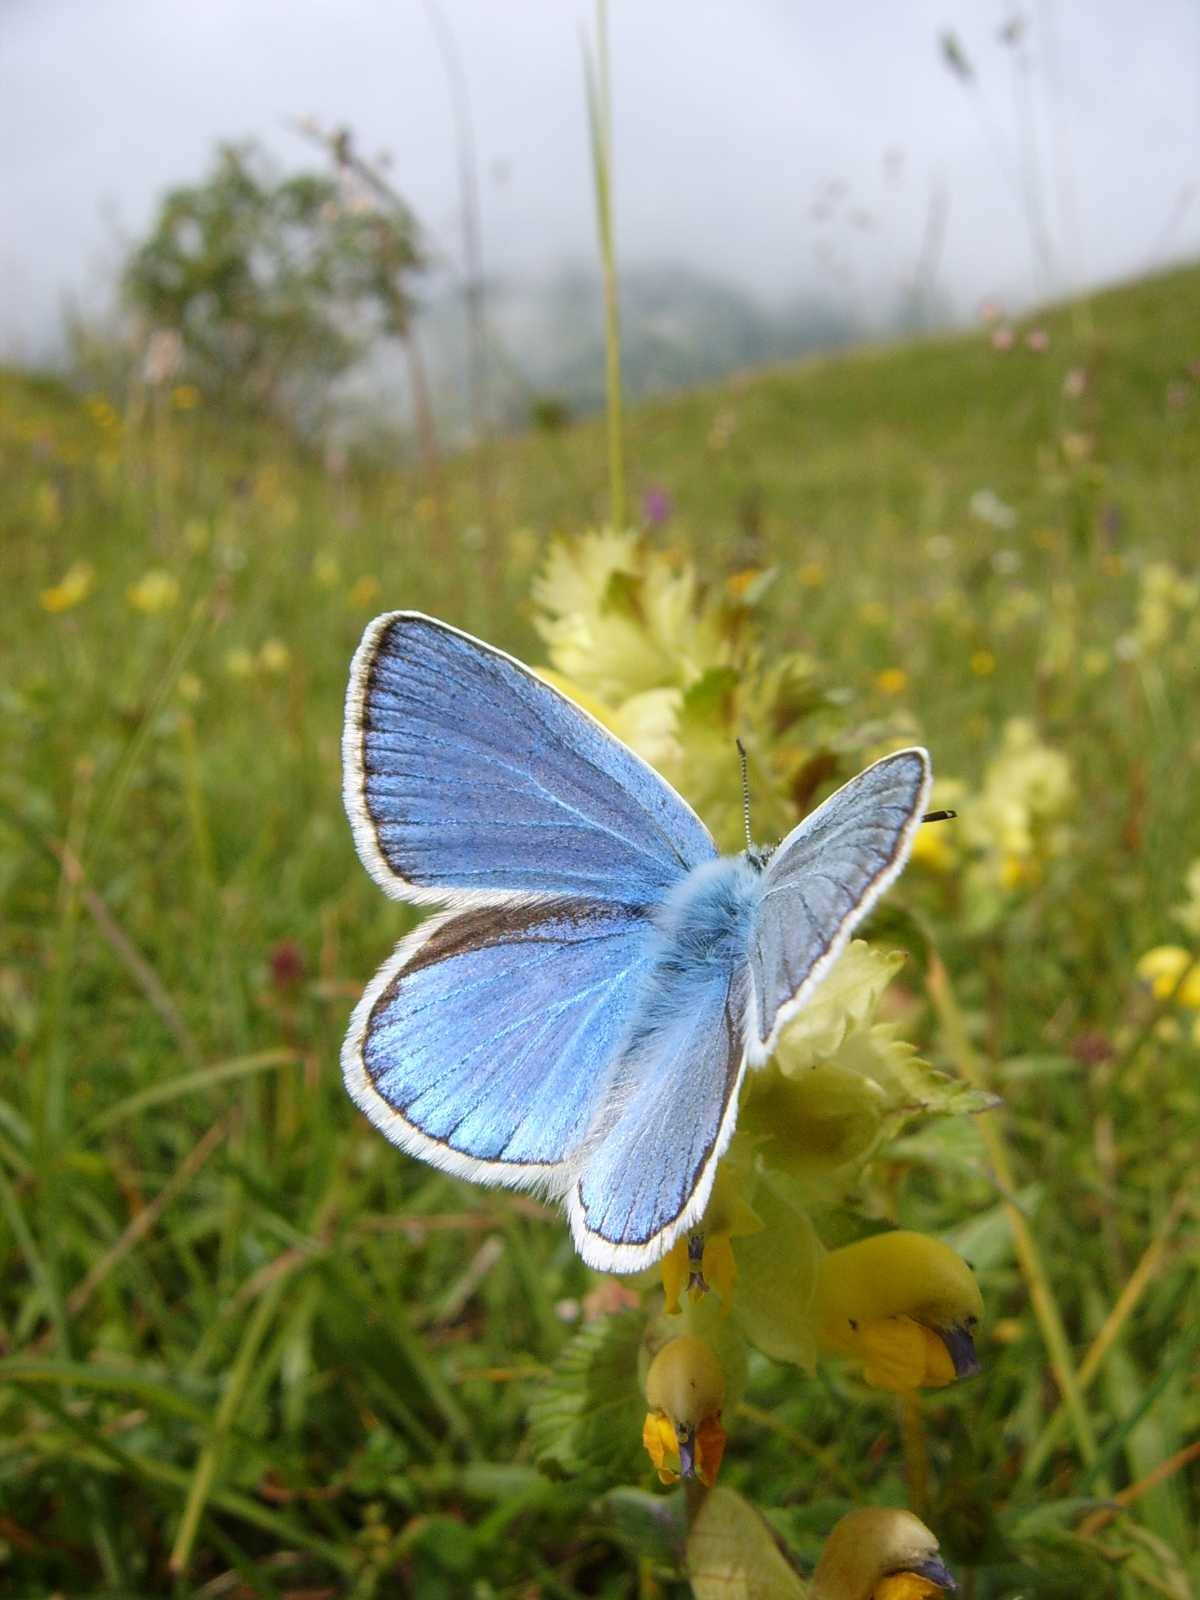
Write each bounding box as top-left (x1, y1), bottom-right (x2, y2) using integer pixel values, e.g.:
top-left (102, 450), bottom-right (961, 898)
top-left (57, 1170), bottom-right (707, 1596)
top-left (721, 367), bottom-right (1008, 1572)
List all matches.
top-left (344, 897), bottom-right (656, 1184)
top-left (747, 747), bottom-right (930, 1059)
top-left (344, 613), bottom-right (717, 906)
top-left (568, 954), bottom-right (750, 1271)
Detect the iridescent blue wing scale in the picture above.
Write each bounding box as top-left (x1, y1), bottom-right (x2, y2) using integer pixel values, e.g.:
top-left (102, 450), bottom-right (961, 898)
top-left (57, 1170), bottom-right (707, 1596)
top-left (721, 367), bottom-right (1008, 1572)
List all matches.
top-left (343, 612), bottom-right (717, 905)
top-left (568, 958), bottom-right (750, 1272)
top-left (747, 747), bottom-right (930, 1060)
top-left (343, 897), bottom-right (655, 1185)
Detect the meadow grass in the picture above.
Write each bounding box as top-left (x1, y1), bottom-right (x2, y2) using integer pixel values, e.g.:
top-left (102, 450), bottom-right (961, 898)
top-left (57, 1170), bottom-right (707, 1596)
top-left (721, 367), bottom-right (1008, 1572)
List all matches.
top-left (2, 263), bottom-right (1199, 1597)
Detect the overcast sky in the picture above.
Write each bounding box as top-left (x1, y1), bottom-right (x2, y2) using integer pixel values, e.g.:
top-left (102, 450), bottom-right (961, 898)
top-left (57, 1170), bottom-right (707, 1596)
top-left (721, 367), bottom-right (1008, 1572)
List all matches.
top-left (3, 0), bottom-right (1199, 362)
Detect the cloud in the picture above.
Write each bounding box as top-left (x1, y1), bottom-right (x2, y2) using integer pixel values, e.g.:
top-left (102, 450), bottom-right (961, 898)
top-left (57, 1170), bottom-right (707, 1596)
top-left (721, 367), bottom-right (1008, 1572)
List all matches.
top-left (2, 0), bottom-right (1197, 361)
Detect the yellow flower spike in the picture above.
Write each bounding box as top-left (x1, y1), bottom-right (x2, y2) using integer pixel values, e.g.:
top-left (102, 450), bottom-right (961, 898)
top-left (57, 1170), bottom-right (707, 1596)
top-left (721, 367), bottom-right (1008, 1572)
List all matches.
top-left (643, 1335), bottom-right (727, 1486)
top-left (1137, 946), bottom-right (1200, 1008)
top-left (815, 1231), bottom-right (983, 1391)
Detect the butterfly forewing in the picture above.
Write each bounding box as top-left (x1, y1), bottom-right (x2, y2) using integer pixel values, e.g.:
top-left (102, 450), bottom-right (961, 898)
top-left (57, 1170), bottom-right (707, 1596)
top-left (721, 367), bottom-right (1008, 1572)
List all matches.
top-left (344, 613), bottom-right (717, 905)
top-left (748, 748), bottom-right (930, 1057)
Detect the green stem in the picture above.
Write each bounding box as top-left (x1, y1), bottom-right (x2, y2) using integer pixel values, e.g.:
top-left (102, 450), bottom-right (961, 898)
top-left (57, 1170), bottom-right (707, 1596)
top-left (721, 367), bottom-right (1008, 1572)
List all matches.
top-left (585, 0), bottom-right (625, 528)
top-left (927, 955), bottom-right (1098, 1467)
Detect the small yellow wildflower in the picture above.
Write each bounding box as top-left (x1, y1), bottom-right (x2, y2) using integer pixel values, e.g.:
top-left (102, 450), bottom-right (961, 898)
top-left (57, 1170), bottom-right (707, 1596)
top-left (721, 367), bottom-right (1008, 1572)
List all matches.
top-left (225, 647), bottom-right (256, 679)
top-left (177, 672), bottom-right (204, 704)
top-left (999, 853), bottom-right (1041, 891)
top-left (909, 823), bottom-right (955, 873)
top-left (40, 560), bottom-right (95, 613)
top-left (798, 561), bottom-right (826, 588)
top-left (349, 575), bottom-right (382, 609)
top-left (34, 482), bottom-right (62, 527)
top-left (858, 600), bottom-right (889, 628)
top-left (1136, 946), bottom-right (1200, 1008)
top-left (875, 667), bottom-right (908, 697)
top-left (642, 1336), bottom-right (727, 1486)
top-left (970, 649), bottom-right (996, 676)
top-left (258, 638), bottom-right (291, 675)
top-left (312, 550), bottom-right (341, 588)
top-left (171, 384), bottom-right (201, 411)
top-left (126, 569), bottom-right (180, 613)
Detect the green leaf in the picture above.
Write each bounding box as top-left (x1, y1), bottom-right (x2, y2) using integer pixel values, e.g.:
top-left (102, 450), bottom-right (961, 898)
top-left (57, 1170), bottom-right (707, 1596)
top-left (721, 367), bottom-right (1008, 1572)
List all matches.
top-left (600, 1485), bottom-right (687, 1568)
top-left (679, 665), bottom-right (741, 731)
top-left (527, 1310), bottom-right (646, 1483)
top-left (730, 1171), bottom-right (821, 1370)
top-left (687, 1487), bottom-right (807, 1599)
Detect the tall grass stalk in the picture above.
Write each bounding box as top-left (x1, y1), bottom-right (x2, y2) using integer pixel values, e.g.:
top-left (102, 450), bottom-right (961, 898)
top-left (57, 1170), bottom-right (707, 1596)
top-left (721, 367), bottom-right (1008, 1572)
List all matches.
top-left (583, 0), bottom-right (626, 529)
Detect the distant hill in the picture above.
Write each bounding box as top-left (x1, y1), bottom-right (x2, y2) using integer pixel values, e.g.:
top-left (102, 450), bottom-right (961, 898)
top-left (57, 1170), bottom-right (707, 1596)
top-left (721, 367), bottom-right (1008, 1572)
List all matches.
top-left (352, 261), bottom-right (866, 443)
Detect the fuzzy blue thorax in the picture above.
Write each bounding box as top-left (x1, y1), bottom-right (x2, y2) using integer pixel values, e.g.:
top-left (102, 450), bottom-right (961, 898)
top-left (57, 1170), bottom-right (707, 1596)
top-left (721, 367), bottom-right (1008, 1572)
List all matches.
top-left (626, 856), bottom-right (763, 1048)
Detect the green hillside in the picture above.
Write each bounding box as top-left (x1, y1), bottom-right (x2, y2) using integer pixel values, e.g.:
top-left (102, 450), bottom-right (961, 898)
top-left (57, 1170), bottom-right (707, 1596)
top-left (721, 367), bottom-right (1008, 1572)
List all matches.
top-left (2, 263), bottom-right (1198, 1596)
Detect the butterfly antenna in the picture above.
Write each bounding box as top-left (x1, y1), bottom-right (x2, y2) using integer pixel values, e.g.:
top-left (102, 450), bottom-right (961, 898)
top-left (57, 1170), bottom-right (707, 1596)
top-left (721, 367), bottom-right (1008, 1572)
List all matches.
top-left (735, 737), bottom-right (754, 850)
top-left (922, 808), bottom-right (958, 823)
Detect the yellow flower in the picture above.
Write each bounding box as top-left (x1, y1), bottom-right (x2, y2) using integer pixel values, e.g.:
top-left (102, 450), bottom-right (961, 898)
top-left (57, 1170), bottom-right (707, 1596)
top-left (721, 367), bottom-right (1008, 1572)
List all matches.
top-left (258, 638), bottom-right (291, 675)
top-left (177, 671), bottom-right (204, 704)
top-left (349, 575), bottom-right (382, 609)
top-left (34, 482), bottom-right (62, 527)
top-left (814, 1231), bottom-right (983, 1392)
top-left (171, 384), bottom-right (201, 411)
top-left (532, 531), bottom-right (729, 703)
top-left (312, 550), bottom-right (341, 588)
top-left (875, 667), bottom-right (908, 697)
top-left (798, 560), bottom-right (826, 588)
top-left (660, 1176), bottom-right (760, 1315)
top-left (224, 647), bottom-right (255, 679)
top-left (40, 560), bottom-right (95, 613)
top-left (642, 1336), bottom-right (727, 1486)
top-left (970, 649), bottom-right (996, 676)
top-left (126, 569), bottom-right (180, 613)
top-left (812, 1509), bottom-right (956, 1598)
top-left (1136, 946), bottom-right (1200, 1008)
top-left (1173, 861), bottom-right (1200, 939)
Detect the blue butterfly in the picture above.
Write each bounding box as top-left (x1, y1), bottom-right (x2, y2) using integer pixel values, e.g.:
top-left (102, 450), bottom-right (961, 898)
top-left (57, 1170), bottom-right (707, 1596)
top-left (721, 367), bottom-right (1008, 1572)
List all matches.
top-left (342, 613), bottom-right (931, 1273)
